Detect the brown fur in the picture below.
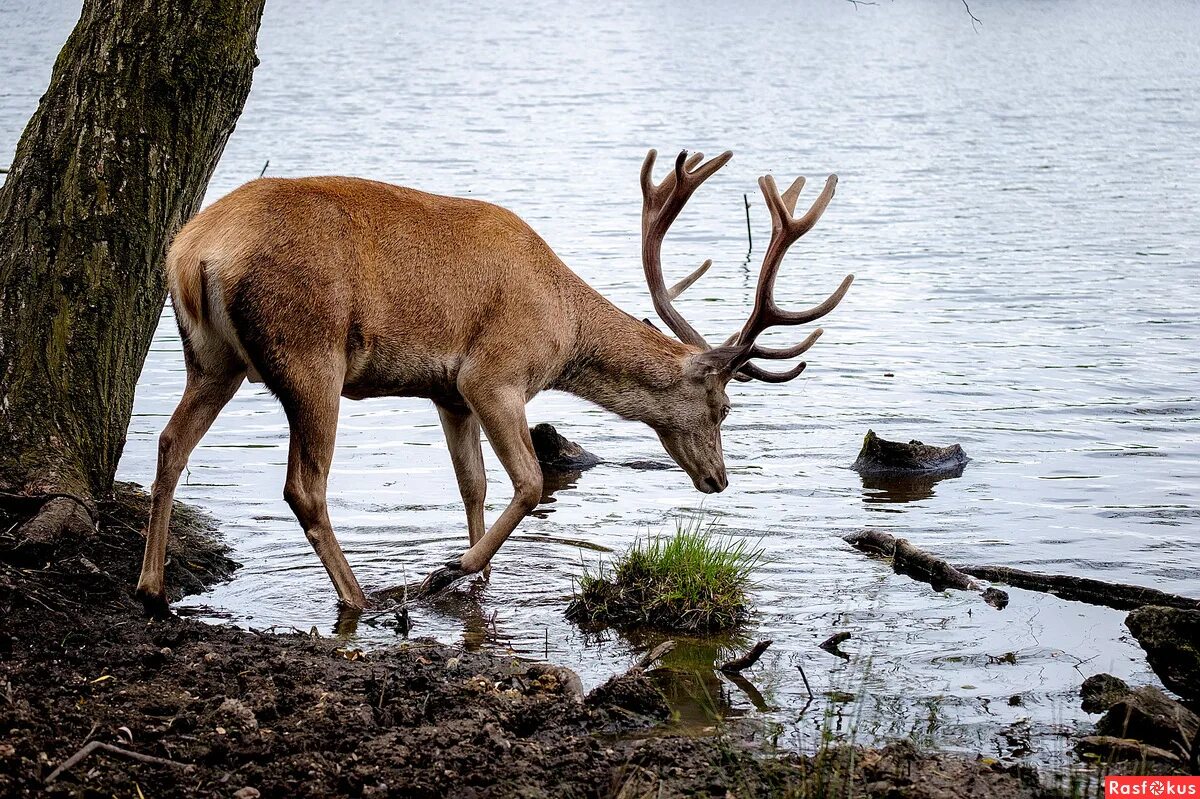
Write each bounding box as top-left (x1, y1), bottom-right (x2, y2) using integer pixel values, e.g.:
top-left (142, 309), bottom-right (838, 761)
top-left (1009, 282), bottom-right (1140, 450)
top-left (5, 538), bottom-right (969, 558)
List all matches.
top-left (137, 176), bottom-right (727, 610)
top-left (137, 152), bottom-right (848, 611)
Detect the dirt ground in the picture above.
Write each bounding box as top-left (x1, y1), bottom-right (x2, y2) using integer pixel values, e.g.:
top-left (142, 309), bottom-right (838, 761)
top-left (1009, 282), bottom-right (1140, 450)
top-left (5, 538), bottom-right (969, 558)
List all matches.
top-left (1, 485), bottom-right (1072, 797)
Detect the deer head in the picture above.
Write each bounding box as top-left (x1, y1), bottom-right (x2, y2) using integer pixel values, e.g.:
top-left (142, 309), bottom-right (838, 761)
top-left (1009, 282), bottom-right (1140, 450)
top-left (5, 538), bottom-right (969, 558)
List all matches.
top-left (639, 149), bottom-right (854, 494)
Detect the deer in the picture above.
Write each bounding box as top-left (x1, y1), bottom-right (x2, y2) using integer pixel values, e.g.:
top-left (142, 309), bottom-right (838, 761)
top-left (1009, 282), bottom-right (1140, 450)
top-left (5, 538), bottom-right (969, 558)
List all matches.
top-left (135, 148), bottom-right (853, 615)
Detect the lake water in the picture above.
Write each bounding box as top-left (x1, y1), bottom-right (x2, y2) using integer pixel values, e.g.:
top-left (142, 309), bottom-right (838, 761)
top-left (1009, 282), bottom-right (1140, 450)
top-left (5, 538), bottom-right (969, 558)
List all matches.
top-left (5, 0), bottom-right (1198, 767)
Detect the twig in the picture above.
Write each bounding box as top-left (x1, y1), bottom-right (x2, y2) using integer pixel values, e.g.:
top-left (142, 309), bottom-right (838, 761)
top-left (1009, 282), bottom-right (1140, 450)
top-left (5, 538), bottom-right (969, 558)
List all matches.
top-left (961, 0), bottom-right (982, 31)
top-left (258, 159), bottom-right (270, 178)
top-left (845, 0), bottom-right (879, 7)
top-left (743, 193), bottom-right (753, 253)
top-left (635, 640), bottom-right (675, 670)
top-left (796, 662), bottom-right (814, 699)
top-left (719, 640), bottom-right (772, 673)
top-left (45, 741), bottom-right (186, 784)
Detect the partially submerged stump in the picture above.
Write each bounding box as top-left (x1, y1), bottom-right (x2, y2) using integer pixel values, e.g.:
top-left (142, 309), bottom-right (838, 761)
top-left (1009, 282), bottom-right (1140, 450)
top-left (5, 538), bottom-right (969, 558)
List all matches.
top-left (529, 423), bottom-right (600, 472)
top-left (852, 430), bottom-right (969, 475)
top-left (1126, 606), bottom-right (1200, 705)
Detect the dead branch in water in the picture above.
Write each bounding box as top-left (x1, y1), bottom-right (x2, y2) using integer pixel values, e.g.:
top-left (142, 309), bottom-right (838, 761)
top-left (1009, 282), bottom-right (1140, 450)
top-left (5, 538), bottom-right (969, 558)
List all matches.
top-left (960, 565), bottom-right (1200, 613)
top-left (846, 530), bottom-right (1200, 613)
top-left (635, 640), bottom-right (676, 670)
top-left (844, 530), bottom-right (1008, 609)
top-left (719, 640), bottom-right (772, 673)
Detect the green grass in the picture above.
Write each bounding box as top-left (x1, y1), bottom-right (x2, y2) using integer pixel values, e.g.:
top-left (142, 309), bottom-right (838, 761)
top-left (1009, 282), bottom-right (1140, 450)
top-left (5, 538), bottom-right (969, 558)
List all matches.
top-left (566, 515), bottom-right (764, 634)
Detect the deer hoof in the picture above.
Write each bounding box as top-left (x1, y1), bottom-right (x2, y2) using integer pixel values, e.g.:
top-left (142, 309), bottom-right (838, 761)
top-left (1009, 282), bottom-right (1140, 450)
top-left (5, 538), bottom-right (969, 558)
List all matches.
top-left (419, 560), bottom-right (468, 596)
top-left (135, 587), bottom-right (171, 620)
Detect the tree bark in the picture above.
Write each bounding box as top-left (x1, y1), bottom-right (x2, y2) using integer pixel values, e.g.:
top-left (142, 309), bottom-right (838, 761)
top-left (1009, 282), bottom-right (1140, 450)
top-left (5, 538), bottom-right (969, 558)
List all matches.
top-left (0, 0), bottom-right (265, 499)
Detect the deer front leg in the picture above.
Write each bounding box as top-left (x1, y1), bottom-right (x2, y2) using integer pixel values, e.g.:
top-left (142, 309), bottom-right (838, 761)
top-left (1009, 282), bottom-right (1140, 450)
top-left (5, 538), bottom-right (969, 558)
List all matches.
top-left (421, 389), bottom-right (541, 594)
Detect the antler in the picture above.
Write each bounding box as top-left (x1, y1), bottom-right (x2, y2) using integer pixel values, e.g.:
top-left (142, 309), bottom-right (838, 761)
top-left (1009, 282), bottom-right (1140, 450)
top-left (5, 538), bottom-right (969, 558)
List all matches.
top-left (639, 148), bottom-right (852, 383)
top-left (724, 173), bottom-right (854, 382)
top-left (640, 149), bottom-right (733, 347)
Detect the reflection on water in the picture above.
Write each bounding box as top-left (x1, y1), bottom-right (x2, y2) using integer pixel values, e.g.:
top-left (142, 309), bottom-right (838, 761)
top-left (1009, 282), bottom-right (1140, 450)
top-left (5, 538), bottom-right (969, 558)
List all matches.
top-left (5, 0), bottom-right (1199, 768)
top-left (860, 466), bottom-right (967, 505)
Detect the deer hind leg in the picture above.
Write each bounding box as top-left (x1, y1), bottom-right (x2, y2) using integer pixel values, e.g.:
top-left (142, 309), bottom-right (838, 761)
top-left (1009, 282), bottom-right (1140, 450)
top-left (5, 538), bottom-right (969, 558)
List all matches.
top-left (279, 370), bottom-right (367, 610)
top-left (422, 388), bottom-right (541, 593)
top-left (137, 362), bottom-right (245, 615)
top-left (436, 404), bottom-right (489, 573)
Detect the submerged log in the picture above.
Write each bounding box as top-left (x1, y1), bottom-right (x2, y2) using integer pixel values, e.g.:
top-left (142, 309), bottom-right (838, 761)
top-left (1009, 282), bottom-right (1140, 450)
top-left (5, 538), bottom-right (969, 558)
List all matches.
top-left (851, 430), bottom-right (968, 475)
top-left (847, 530), bottom-right (1200, 615)
top-left (844, 530), bottom-right (1009, 609)
top-left (1125, 606), bottom-right (1200, 705)
top-left (960, 566), bottom-right (1200, 613)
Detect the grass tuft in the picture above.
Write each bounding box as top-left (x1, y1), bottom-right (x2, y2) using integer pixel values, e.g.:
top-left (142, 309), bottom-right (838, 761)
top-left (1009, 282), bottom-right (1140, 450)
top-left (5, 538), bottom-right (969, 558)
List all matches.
top-left (566, 515), bottom-right (763, 634)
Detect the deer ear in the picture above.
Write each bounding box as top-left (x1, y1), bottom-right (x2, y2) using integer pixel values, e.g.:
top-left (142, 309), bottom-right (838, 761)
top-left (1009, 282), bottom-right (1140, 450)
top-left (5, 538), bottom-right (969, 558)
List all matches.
top-left (685, 346), bottom-right (746, 379)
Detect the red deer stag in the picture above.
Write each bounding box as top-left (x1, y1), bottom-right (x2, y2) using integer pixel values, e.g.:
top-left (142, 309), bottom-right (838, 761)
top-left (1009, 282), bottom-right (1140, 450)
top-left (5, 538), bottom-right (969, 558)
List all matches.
top-left (136, 149), bottom-right (852, 613)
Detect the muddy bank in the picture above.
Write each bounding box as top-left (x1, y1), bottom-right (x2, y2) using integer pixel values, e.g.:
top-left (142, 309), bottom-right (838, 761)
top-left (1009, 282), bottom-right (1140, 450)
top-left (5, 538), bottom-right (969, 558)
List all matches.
top-left (0, 486), bottom-right (1083, 797)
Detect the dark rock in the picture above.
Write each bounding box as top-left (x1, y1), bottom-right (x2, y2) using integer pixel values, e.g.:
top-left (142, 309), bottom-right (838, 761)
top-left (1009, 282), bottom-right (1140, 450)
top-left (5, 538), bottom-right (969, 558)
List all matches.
top-left (1095, 685), bottom-right (1199, 759)
top-left (1081, 673), bottom-right (1131, 714)
top-left (1126, 606), bottom-right (1200, 704)
top-left (852, 429), bottom-right (969, 475)
top-left (529, 423), bottom-right (600, 472)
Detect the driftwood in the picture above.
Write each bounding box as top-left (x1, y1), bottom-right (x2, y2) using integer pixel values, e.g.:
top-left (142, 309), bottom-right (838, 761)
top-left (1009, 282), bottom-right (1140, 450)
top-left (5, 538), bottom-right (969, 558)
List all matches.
top-left (960, 566), bottom-right (1200, 613)
top-left (718, 640), bottom-right (772, 673)
top-left (844, 530), bottom-right (1008, 609)
top-left (847, 530), bottom-right (1200, 614)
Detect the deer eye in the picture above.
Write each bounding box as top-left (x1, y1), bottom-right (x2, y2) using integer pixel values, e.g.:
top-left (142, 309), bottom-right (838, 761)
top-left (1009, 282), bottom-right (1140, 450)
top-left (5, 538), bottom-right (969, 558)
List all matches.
top-left (719, 405), bottom-right (730, 421)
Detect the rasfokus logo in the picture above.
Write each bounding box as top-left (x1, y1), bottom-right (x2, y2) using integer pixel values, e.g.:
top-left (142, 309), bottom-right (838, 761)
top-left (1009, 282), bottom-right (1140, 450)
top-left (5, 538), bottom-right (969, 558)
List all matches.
top-left (1106, 777), bottom-right (1200, 797)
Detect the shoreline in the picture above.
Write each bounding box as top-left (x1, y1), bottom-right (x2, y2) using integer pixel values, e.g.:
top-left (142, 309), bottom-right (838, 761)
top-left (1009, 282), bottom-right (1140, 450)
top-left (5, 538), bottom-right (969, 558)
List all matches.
top-left (0, 485), bottom-right (1160, 797)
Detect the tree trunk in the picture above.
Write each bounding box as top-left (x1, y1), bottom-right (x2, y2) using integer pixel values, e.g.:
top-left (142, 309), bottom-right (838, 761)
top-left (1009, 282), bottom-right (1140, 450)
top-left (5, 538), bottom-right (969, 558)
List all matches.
top-left (0, 0), bottom-right (265, 499)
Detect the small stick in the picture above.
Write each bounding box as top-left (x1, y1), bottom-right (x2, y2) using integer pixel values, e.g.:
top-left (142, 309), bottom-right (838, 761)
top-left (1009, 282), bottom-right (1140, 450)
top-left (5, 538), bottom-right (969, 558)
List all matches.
top-left (743, 193), bottom-right (753, 253)
top-left (46, 741), bottom-right (186, 784)
top-left (258, 159), bottom-right (270, 178)
top-left (719, 640), bottom-right (772, 673)
top-left (796, 661), bottom-right (814, 699)
top-left (635, 640), bottom-right (676, 670)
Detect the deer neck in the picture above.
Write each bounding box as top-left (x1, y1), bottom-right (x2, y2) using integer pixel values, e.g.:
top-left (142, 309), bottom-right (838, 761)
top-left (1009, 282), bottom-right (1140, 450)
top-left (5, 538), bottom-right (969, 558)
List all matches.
top-left (555, 293), bottom-right (695, 427)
